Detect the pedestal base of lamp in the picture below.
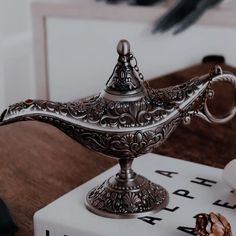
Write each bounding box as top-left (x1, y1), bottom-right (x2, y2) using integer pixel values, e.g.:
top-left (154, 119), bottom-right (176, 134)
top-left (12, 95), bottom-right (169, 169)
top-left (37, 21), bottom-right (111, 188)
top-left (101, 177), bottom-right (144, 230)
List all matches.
top-left (85, 173), bottom-right (169, 219)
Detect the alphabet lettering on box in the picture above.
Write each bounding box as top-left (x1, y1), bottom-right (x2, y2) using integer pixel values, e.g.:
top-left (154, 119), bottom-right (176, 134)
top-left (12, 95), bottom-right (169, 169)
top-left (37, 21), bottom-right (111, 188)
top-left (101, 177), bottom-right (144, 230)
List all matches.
top-left (34, 154), bottom-right (236, 236)
top-left (164, 206), bottom-right (179, 212)
top-left (213, 200), bottom-right (236, 209)
top-left (138, 216), bottom-right (162, 225)
top-left (173, 189), bottom-right (194, 199)
top-left (177, 226), bottom-right (196, 235)
top-left (45, 230), bottom-right (68, 236)
top-left (155, 170), bottom-right (178, 178)
top-left (190, 177), bottom-right (217, 187)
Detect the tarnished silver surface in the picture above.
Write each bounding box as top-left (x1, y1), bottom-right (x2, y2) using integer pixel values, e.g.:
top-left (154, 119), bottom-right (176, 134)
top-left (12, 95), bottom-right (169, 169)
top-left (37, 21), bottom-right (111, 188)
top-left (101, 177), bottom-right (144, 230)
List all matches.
top-left (1, 40), bottom-right (236, 218)
top-left (85, 159), bottom-right (168, 218)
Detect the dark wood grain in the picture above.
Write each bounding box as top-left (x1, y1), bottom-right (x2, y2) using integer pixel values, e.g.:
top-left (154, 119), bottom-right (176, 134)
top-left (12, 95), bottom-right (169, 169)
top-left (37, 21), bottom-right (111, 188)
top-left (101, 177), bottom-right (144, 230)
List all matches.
top-left (0, 61), bottom-right (235, 236)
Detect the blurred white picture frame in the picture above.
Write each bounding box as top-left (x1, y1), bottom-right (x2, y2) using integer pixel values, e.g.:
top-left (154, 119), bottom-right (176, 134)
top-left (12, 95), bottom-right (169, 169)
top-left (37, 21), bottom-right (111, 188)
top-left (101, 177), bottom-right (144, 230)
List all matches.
top-left (32, 0), bottom-right (236, 101)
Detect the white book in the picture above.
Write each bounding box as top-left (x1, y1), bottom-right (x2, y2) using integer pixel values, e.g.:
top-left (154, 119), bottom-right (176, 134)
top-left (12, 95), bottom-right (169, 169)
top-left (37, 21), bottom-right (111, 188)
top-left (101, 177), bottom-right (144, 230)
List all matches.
top-left (34, 153), bottom-right (236, 236)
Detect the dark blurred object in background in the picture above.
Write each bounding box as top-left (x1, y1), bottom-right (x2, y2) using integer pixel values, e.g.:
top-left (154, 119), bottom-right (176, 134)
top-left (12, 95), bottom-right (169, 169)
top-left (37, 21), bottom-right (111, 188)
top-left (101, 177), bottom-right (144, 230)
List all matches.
top-left (154, 0), bottom-right (223, 34)
top-left (0, 198), bottom-right (17, 236)
top-left (99, 0), bottom-right (224, 34)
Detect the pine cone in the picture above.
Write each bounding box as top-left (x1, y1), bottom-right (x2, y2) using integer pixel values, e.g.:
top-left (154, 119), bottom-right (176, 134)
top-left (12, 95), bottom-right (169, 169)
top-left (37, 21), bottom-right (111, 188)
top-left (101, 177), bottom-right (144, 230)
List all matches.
top-left (195, 212), bottom-right (233, 236)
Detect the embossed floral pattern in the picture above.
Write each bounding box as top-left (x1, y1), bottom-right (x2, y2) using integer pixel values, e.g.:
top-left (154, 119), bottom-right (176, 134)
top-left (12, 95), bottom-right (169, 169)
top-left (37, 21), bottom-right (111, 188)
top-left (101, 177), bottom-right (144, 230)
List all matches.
top-left (3, 75), bottom-right (211, 129)
top-left (86, 177), bottom-right (167, 215)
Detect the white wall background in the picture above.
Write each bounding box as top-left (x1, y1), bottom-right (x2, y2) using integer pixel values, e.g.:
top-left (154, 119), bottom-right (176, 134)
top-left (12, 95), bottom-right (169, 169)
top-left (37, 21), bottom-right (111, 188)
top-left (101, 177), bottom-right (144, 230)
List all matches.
top-left (0, 0), bottom-right (35, 111)
top-left (47, 18), bottom-right (236, 102)
top-left (0, 0), bottom-right (236, 111)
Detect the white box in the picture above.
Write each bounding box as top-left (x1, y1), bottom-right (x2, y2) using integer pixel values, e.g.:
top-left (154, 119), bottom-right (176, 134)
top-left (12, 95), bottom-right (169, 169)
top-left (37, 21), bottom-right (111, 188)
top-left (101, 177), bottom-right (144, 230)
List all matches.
top-left (34, 153), bottom-right (236, 236)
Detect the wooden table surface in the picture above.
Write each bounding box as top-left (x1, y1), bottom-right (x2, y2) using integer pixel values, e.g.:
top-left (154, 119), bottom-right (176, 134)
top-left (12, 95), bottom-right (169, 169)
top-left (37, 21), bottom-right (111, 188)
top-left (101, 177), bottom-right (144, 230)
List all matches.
top-left (0, 61), bottom-right (235, 236)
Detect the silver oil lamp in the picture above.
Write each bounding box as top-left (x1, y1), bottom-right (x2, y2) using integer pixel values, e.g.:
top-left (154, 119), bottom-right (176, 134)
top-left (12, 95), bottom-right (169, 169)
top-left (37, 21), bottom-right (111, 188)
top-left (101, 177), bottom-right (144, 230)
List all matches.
top-left (1, 40), bottom-right (236, 218)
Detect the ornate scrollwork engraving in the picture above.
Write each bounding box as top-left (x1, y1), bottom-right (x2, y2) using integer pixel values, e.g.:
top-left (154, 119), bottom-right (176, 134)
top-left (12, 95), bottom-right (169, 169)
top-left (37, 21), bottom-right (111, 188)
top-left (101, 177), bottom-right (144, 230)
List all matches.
top-left (4, 75), bottom-right (211, 130)
top-left (3, 113), bottom-right (181, 158)
top-left (86, 175), bottom-right (168, 216)
top-left (106, 64), bottom-right (141, 92)
top-left (1, 39), bottom-right (236, 218)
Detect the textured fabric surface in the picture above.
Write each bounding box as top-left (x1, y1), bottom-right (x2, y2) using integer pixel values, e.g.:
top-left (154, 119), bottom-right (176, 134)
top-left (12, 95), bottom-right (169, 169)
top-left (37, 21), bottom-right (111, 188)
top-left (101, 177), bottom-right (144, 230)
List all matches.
top-left (0, 61), bottom-right (235, 236)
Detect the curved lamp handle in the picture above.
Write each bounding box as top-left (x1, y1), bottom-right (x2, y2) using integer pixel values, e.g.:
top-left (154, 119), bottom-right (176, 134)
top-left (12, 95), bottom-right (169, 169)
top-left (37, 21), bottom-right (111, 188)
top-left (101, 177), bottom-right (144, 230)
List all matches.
top-left (198, 66), bottom-right (236, 124)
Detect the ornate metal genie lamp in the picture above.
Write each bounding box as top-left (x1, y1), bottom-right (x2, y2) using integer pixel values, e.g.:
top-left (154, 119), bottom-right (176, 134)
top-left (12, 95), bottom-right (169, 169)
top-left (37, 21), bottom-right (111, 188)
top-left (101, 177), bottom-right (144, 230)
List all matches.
top-left (1, 40), bottom-right (236, 218)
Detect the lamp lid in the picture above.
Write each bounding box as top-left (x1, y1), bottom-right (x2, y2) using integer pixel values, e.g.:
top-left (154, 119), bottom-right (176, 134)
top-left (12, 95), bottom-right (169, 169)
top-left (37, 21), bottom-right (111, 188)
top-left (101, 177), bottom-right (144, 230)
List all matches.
top-left (102, 40), bottom-right (146, 101)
